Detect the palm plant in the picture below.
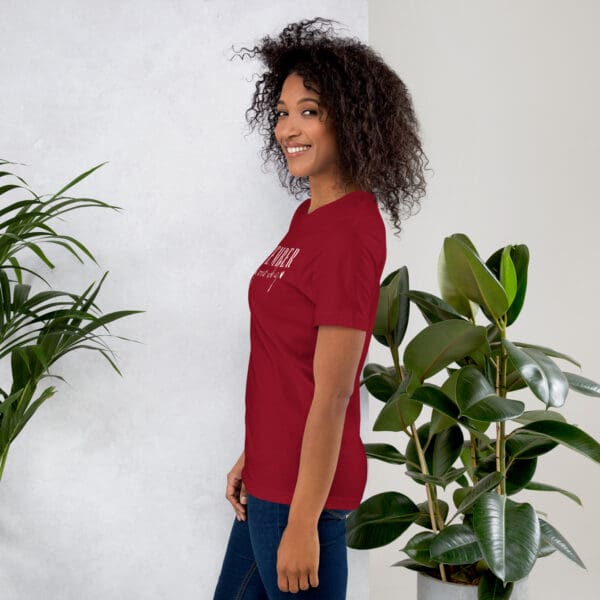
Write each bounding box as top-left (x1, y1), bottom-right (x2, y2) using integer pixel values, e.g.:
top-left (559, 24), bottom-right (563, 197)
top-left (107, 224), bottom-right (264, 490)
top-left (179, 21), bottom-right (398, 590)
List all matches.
top-left (0, 159), bottom-right (141, 482)
top-left (348, 233), bottom-right (600, 599)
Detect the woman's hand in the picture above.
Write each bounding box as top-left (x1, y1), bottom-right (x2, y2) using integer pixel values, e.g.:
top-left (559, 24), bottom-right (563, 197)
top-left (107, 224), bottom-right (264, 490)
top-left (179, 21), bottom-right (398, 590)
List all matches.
top-left (276, 522), bottom-right (320, 592)
top-left (226, 451), bottom-right (247, 521)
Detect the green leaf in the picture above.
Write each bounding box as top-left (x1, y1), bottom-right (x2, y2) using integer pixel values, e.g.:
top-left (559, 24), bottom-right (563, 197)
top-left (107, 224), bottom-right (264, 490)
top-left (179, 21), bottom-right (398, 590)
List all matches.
top-left (524, 481), bottom-right (582, 506)
top-left (499, 246), bottom-right (517, 307)
top-left (512, 342), bottom-right (580, 368)
top-left (373, 268), bottom-right (409, 348)
top-left (505, 430), bottom-right (558, 459)
top-left (389, 558), bottom-right (431, 572)
top-left (461, 394), bottom-right (525, 423)
top-left (402, 289), bottom-right (465, 325)
top-left (438, 237), bottom-right (478, 319)
top-left (517, 420), bottom-right (600, 464)
top-left (362, 363), bottom-right (398, 401)
top-left (477, 455), bottom-right (537, 496)
top-left (414, 500), bottom-right (449, 530)
top-left (404, 320), bottom-right (488, 381)
top-left (478, 570), bottom-right (515, 600)
top-left (503, 339), bottom-right (569, 408)
top-left (539, 518), bottom-right (585, 569)
top-left (487, 245), bottom-right (530, 327)
top-left (363, 443), bottom-right (406, 465)
top-left (402, 531), bottom-right (438, 566)
top-left (47, 162), bottom-right (109, 200)
top-left (345, 491), bottom-right (419, 550)
top-left (410, 384), bottom-right (460, 421)
top-left (429, 523), bottom-right (483, 564)
top-left (455, 366), bottom-right (524, 422)
top-left (406, 467), bottom-right (467, 489)
top-left (564, 372), bottom-right (600, 397)
top-left (373, 389), bottom-right (422, 432)
top-left (473, 493), bottom-right (540, 582)
top-left (450, 472), bottom-right (504, 522)
top-left (513, 410), bottom-right (566, 425)
top-left (406, 424), bottom-right (464, 485)
top-left (443, 235), bottom-right (509, 322)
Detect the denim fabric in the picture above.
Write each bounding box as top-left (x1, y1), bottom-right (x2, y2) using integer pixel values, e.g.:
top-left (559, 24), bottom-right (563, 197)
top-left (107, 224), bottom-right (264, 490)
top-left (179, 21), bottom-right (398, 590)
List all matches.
top-left (213, 493), bottom-right (353, 599)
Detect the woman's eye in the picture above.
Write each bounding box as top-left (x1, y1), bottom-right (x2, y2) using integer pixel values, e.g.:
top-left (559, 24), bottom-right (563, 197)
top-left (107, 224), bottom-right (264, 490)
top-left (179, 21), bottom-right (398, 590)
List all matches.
top-left (274, 109), bottom-right (317, 118)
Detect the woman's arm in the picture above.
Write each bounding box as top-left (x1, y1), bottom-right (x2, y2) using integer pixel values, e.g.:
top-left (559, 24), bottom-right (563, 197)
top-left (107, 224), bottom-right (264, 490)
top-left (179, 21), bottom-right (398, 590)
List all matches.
top-left (275, 324), bottom-right (366, 591)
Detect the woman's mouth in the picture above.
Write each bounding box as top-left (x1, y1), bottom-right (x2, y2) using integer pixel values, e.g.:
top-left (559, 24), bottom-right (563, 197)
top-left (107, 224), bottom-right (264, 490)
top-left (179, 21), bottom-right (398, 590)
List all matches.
top-left (286, 145), bottom-right (311, 157)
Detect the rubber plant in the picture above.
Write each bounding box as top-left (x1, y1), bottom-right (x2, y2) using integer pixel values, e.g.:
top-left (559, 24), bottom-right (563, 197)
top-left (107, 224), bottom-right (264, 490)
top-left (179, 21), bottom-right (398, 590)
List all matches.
top-left (0, 158), bottom-right (141, 482)
top-left (347, 233), bottom-right (600, 599)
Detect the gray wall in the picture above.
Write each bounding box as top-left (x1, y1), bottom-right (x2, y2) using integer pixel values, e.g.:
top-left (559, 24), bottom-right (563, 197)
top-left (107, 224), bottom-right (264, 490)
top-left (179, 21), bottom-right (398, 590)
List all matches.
top-left (0, 1), bottom-right (369, 598)
top-left (368, 1), bottom-right (600, 598)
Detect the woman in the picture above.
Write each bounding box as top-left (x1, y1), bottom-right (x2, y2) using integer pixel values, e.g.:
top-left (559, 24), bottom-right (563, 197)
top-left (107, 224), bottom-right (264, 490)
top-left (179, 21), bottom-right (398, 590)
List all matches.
top-left (214, 17), bottom-right (428, 599)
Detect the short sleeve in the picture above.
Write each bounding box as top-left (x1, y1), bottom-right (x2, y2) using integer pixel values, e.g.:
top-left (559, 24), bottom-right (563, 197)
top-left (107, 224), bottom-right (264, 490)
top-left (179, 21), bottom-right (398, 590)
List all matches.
top-left (311, 227), bottom-right (383, 331)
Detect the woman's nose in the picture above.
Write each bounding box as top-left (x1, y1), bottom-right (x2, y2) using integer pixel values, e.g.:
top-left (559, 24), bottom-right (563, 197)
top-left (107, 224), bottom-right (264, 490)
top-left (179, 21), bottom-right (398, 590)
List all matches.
top-left (277, 114), bottom-right (301, 137)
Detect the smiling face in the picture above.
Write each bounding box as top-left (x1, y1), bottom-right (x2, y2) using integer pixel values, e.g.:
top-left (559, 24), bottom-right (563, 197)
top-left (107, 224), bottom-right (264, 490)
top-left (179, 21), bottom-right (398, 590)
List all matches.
top-left (274, 72), bottom-right (341, 184)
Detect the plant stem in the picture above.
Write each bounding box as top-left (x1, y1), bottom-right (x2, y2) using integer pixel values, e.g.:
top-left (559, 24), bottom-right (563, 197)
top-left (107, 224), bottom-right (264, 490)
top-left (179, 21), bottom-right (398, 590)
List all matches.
top-left (469, 433), bottom-right (478, 483)
top-left (494, 319), bottom-right (508, 496)
top-left (410, 422), bottom-right (447, 582)
top-left (389, 336), bottom-right (401, 378)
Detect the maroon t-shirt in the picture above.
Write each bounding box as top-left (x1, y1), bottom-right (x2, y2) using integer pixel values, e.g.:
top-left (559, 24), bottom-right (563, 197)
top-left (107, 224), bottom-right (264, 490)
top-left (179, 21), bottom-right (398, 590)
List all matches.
top-left (241, 190), bottom-right (386, 510)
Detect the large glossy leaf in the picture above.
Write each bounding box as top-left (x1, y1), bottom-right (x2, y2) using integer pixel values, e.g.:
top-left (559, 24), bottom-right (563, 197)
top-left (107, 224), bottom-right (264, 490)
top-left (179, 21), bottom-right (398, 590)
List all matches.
top-left (443, 235), bottom-right (509, 322)
top-left (478, 570), bottom-right (515, 600)
top-left (373, 389), bottom-right (422, 431)
top-left (450, 472), bottom-right (504, 522)
top-left (406, 467), bottom-right (467, 489)
top-left (503, 340), bottom-right (568, 408)
top-left (473, 494), bottom-right (540, 582)
top-left (454, 366), bottom-right (524, 422)
top-left (411, 384), bottom-right (460, 421)
top-left (429, 523), bottom-right (483, 564)
top-left (564, 372), bottom-right (600, 397)
top-left (404, 320), bottom-right (488, 381)
top-left (476, 455), bottom-right (537, 496)
top-left (505, 430), bottom-right (558, 459)
top-left (512, 342), bottom-right (580, 368)
top-left (499, 246), bottom-right (517, 307)
top-left (363, 443), bottom-right (406, 465)
top-left (406, 423), bottom-right (464, 485)
top-left (401, 289), bottom-right (465, 325)
top-left (539, 518), bottom-right (585, 568)
top-left (414, 499), bottom-right (449, 530)
top-left (486, 244), bottom-right (529, 327)
top-left (525, 481), bottom-right (582, 506)
top-left (516, 420), bottom-right (600, 464)
top-left (390, 558), bottom-right (431, 572)
top-left (513, 410), bottom-right (566, 425)
top-left (461, 394), bottom-right (525, 423)
top-left (373, 267), bottom-right (409, 348)
top-left (362, 363), bottom-right (397, 401)
top-left (402, 531), bottom-right (438, 566)
top-left (438, 236), bottom-right (477, 319)
top-left (346, 491), bottom-right (419, 549)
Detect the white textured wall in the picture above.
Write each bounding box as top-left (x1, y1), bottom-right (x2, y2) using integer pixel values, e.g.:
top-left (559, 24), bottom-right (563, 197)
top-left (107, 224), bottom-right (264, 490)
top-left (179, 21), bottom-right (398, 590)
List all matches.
top-left (0, 1), bottom-right (369, 599)
top-left (368, 1), bottom-right (600, 598)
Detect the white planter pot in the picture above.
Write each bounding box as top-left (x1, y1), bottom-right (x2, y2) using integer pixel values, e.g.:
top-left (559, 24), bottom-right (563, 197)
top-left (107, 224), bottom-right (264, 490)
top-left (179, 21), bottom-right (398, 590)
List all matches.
top-left (417, 572), bottom-right (528, 600)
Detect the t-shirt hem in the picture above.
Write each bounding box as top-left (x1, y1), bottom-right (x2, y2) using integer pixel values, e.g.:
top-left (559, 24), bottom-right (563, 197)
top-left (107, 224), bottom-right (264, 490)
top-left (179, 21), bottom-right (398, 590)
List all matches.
top-left (313, 313), bottom-right (371, 331)
top-left (243, 478), bottom-right (363, 511)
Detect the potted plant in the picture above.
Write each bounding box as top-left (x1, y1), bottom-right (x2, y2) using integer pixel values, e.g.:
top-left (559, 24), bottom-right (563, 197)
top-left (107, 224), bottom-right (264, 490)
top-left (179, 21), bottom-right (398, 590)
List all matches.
top-left (0, 158), bottom-right (141, 482)
top-left (346, 233), bottom-right (600, 599)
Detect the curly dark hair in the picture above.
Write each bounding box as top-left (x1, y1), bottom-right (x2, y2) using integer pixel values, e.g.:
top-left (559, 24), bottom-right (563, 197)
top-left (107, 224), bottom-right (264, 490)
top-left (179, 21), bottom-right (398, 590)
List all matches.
top-left (230, 17), bottom-right (430, 236)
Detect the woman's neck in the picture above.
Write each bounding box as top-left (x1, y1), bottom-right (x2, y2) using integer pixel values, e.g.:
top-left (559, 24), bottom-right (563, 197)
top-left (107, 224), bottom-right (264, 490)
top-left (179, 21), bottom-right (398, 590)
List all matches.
top-left (308, 176), bottom-right (359, 213)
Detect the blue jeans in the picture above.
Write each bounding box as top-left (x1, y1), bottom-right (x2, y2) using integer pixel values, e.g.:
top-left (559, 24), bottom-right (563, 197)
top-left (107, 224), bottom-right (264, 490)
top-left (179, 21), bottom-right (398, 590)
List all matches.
top-left (213, 493), bottom-right (353, 599)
